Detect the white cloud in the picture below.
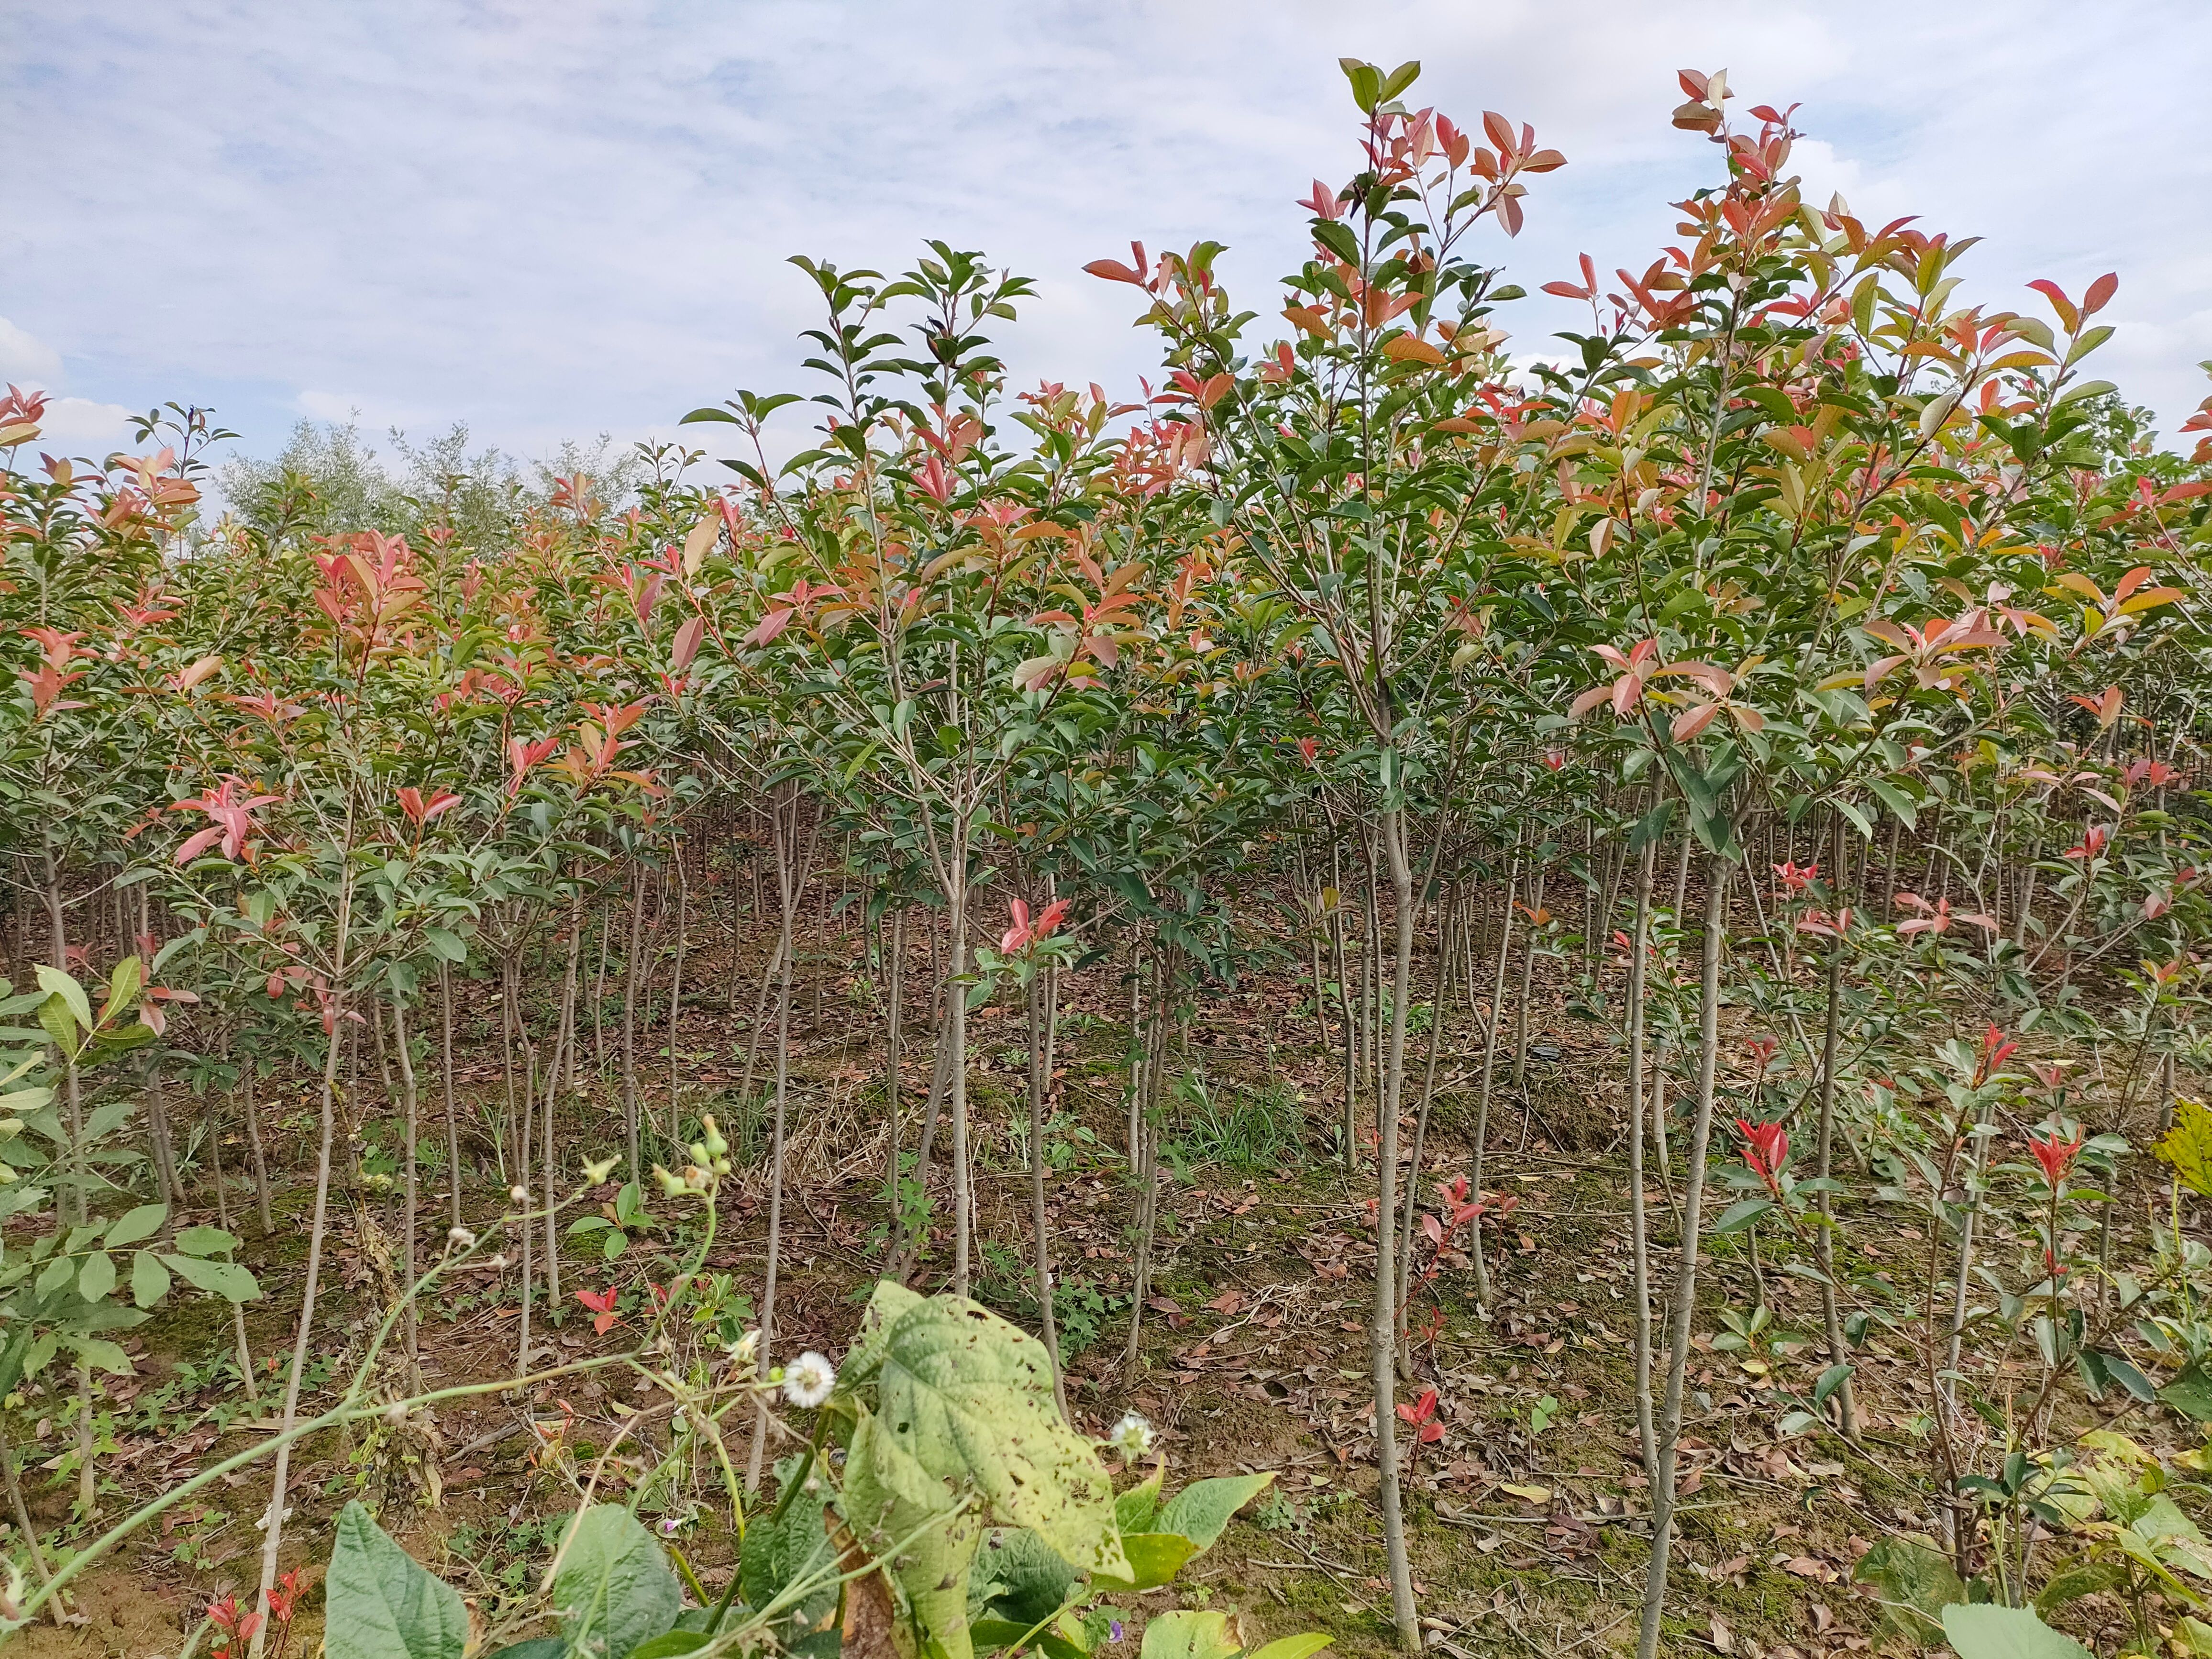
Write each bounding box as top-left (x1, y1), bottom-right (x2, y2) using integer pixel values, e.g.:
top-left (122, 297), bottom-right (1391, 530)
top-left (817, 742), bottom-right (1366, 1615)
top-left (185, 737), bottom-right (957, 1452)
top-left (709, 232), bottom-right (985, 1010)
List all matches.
top-left (0, 317), bottom-right (64, 389)
top-left (0, 315), bottom-right (135, 450)
top-left (37, 397), bottom-right (140, 452)
top-left (8, 0), bottom-right (2210, 458)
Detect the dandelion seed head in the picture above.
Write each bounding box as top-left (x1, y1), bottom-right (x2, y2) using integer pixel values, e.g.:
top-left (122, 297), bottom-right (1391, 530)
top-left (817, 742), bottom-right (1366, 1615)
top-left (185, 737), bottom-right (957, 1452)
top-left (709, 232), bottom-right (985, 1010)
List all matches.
top-left (782, 1350), bottom-right (837, 1408)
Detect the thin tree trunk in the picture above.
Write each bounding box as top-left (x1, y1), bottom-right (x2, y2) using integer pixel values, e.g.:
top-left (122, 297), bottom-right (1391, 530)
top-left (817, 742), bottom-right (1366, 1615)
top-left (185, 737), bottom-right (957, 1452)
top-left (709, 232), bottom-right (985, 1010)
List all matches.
top-left (515, 989), bottom-right (536, 1378)
top-left (665, 849), bottom-right (689, 1141)
top-left (41, 839), bottom-right (84, 1225)
top-left (542, 1018), bottom-right (559, 1310)
top-left (947, 846), bottom-right (973, 1298)
top-left (746, 791), bottom-right (806, 1490)
top-left (391, 987), bottom-right (423, 1362)
top-left (1626, 837), bottom-right (1659, 1480)
top-left (1396, 881), bottom-right (1453, 1360)
top-left (1468, 857), bottom-right (1518, 1305)
top-left (554, 896), bottom-right (582, 1105)
top-left (1027, 966), bottom-right (1068, 1417)
top-left (1814, 829), bottom-right (1861, 1440)
top-left (139, 892), bottom-right (180, 1218)
top-left (890, 1003), bottom-right (954, 1287)
top-left (882, 907), bottom-right (908, 1270)
top-left (202, 1086), bottom-right (263, 1413)
top-left (620, 864), bottom-right (649, 1178)
top-left (1509, 867), bottom-right (1544, 1092)
top-left (1123, 952), bottom-right (1169, 1364)
top-left (251, 878), bottom-right (352, 1656)
top-left (1637, 852), bottom-right (1734, 1659)
top-left (440, 961), bottom-right (461, 1228)
top-left (1372, 801), bottom-right (1421, 1654)
top-left (736, 935), bottom-right (784, 1108)
top-left (0, 1418), bottom-right (66, 1625)
top-left (241, 1044), bottom-right (273, 1236)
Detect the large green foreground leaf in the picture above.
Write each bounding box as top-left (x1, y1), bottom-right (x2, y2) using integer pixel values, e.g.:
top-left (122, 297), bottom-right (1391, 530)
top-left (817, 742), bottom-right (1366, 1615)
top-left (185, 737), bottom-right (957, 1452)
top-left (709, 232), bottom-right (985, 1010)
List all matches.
top-left (552, 1504), bottom-right (685, 1659)
top-left (324, 1501), bottom-right (469, 1659)
top-left (840, 1281), bottom-right (1128, 1659)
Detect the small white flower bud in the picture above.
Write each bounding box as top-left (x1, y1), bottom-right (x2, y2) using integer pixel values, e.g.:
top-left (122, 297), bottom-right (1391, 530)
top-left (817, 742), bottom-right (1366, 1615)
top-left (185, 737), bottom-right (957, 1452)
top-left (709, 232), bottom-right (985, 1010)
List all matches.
top-left (1106, 1411), bottom-right (1154, 1461)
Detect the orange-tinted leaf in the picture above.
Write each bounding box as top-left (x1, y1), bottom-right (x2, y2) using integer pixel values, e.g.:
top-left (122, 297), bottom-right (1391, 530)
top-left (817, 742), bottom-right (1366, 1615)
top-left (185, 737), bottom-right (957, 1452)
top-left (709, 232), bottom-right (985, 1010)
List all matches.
top-left (1383, 335), bottom-right (1445, 366)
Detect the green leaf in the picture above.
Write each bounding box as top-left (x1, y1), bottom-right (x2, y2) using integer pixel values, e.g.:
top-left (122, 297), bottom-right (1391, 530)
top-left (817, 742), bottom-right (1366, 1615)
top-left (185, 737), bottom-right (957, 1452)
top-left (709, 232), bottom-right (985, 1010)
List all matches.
top-left (174, 1226), bottom-right (239, 1259)
top-left (1627, 798), bottom-right (1675, 854)
top-left (2157, 1099), bottom-right (2212, 1198)
top-left (839, 1281), bottom-right (1127, 1578)
top-left (1114, 1464), bottom-right (1165, 1535)
top-left (37, 995), bottom-right (77, 1056)
top-left (1139, 1610), bottom-right (1242, 1659)
top-left (1813, 1363), bottom-right (1854, 1406)
top-left (973, 1528), bottom-right (1082, 1628)
top-left (1311, 221), bottom-right (1360, 266)
top-left (1376, 60), bottom-right (1421, 104)
top-left (105, 1204), bottom-right (167, 1249)
top-left (63, 1335), bottom-right (131, 1374)
top-left (740, 1485), bottom-right (838, 1634)
top-left (325, 1501), bottom-right (469, 1659)
top-left (1854, 1536), bottom-right (1962, 1645)
top-left (627, 1637), bottom-right (710, 1658)
top-left (2161, 1361), bottom-right (2212, 1423)
top-left (100, 955), bottom-right (142, 1027)
top-left (77, 1250), bottom-right (116, 1302)
top-left (131, 1250), bottom-right (171, 1308)
top-left (2095, 1352), bottom-right (2156, 1403)
top-left (971, 1617), bottom-right (1087, 1659)
top-left (1091, 1532), bottom-right (1199, 1592)
top-left (1154, 1473), bottom-right (1273, 1552)
top-left (1866, 776), bottom-right (1918, 830)
top-left (845, 1402), bottom-right (984, 1659)
top-left (1710, 1198), bottom-right (1775, 1236)
top-left (480, 1645), bottom-right (565, 1659)
top-left (34, 966), bottom-right (90, 1034)
top-left (552, 1504), bottom-right (685, 1659)
top-left (159, 1254), bottom-right (260, 1302)
top-left (1337, 59), bottom-right (1382, 115)
top-left (1941, 1603), bottom-right (2094, 1659)
top-left (1247, 1637), bottom-right (1332, 1659)
top-left (2035, 1559), bottom-right (2123, 1614)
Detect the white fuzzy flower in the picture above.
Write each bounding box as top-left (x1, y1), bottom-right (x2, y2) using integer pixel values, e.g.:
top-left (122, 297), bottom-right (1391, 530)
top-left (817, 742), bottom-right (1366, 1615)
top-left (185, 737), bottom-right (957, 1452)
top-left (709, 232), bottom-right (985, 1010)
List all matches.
top-left (725, 1328), bottom-right (761, 1371)
top-left (508, 1183), bottom-right (531, 1206)
top-left (1107, 1411), bottom-right (1154, 1461)
top-left (447, 1226), bottom-right (478, 1250)
top-left (782, 1350), bottom-right (837, 1408)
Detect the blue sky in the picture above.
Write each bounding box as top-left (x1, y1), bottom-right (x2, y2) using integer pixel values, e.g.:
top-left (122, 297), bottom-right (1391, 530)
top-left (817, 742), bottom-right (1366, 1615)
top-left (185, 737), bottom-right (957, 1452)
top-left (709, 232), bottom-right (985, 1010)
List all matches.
top-left (9, 1), bottom-right (2211, 470)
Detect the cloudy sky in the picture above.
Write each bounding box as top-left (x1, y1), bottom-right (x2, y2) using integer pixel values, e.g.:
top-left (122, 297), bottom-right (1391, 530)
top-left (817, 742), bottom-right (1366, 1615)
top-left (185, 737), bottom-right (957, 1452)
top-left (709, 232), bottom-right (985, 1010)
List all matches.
top-left (9, 1), bottom-right (2210, 472)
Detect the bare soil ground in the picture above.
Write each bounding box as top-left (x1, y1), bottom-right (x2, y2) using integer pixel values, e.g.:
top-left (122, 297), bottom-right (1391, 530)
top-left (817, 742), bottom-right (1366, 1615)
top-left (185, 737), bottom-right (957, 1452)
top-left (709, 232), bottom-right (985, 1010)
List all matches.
top-left (2, 938), bottom-right (2176, 1658)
